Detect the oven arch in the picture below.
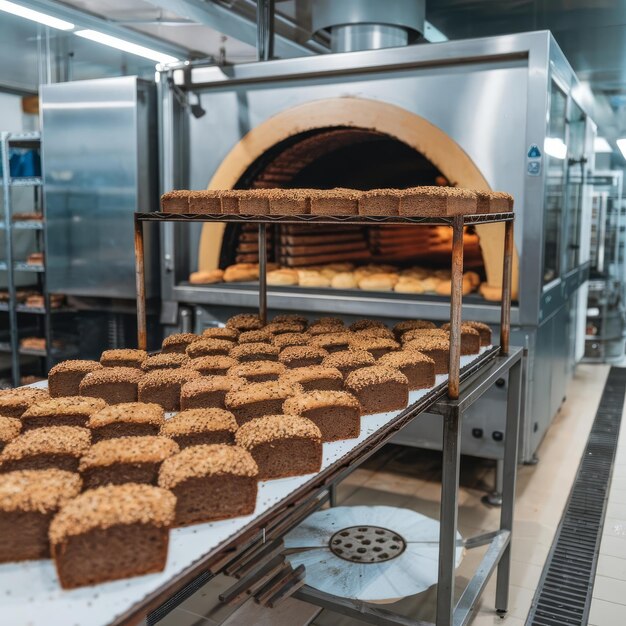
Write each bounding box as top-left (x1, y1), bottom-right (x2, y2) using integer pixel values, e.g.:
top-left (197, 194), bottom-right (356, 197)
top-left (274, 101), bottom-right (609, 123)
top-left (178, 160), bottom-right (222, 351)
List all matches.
top-left (199, 97), bottom-right (518, 296)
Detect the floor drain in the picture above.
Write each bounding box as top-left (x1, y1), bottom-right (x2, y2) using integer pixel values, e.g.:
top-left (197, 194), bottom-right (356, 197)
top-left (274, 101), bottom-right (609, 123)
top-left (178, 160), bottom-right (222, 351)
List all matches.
top-left (329, 526), bottom-right (407, 563)
top-left (526, 367), bottom-right (626, 626)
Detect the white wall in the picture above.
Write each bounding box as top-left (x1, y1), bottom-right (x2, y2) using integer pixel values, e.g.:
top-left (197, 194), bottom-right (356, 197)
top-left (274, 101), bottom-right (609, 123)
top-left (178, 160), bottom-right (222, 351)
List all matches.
top-left (0, 92), bottom-right (26, 133)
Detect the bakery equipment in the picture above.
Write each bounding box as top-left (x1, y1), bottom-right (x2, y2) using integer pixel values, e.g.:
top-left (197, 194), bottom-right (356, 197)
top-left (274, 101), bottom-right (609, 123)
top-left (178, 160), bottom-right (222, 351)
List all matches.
top-left (157, 31), bottom-right (593, 466)
top-left (40, 76), bottom-right (159, 300)
top-left (583, 171), bottom-right (626, 362)
top-left (284, 506), bottom-right (464, 602)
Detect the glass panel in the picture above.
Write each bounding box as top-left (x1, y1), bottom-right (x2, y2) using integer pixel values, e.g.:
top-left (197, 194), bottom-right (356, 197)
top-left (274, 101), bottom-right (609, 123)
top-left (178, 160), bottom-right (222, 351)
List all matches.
top-left (543, 82), bottom-right (567, 285)
top-left (565, 102), bottom-right (586, 272)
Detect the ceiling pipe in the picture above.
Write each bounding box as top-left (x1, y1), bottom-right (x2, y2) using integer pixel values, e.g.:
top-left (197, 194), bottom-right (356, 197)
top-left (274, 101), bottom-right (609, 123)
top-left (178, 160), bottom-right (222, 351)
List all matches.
top-left (312, 0), bottom-right (425, 53)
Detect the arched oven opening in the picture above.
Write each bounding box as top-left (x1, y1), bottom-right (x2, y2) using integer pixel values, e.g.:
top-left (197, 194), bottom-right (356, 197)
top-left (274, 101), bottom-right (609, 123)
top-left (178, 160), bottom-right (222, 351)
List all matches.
top-left (218, 126), bottom-right (485, 285)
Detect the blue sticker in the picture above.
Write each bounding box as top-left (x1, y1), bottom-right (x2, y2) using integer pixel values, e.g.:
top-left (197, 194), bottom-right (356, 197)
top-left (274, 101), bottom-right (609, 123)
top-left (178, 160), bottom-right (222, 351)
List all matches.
top-left (527, 161), bottom-right (541, 175)
top-left (528, 144), bottom-right (541, 158)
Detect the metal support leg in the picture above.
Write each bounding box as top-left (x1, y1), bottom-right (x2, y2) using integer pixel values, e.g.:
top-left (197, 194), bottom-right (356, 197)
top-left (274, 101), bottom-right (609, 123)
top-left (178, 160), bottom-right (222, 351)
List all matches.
top-left (500, 220), bottom-right (514, 356)
top-left (258, 223), bottom-right (267, 325)
top-left (437, 406), bottom-right (461, 626)
top-left (134, 215), bottom-right (147, 351)
top-left (328, 483), bottom-right (337, 507)
top-left (495, 357), bottom-right (522, 613)
top-left (482, 459), bottom-right (504, 507)
top-left (448, 215), bottom-right (464, 399)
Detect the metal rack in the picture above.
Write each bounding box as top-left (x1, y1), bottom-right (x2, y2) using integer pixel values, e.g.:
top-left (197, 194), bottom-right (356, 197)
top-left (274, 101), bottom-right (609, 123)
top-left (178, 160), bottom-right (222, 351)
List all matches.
top-left (135, 211), bottom-right (514, 399)
top-left (130, 209), bottom-right (520, 626)
top-left (0, 131), bottom-right (53, 385)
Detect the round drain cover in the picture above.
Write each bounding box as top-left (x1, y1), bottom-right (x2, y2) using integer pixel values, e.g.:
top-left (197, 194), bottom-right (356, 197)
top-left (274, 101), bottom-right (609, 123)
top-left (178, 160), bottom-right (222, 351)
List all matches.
top-left (329, 525), bottom-right (407, 563)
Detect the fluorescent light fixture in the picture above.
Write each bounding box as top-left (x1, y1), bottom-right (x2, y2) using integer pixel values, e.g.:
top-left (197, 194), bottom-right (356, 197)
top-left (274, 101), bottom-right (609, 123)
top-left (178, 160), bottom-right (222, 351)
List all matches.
top-left (617, 138), bottom-right (626, 160)
top-left (74, 29), bottom-right (179, 64)
top-left (0, 0), bottom-right (74, 30)
top-left (594, 137), bottom-right (612, 153)
top-left (544, 137), bottom-right (567, 160)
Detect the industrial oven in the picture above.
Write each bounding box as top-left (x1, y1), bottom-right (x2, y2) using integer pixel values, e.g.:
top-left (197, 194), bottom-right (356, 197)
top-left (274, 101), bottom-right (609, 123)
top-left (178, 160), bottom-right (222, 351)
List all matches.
top-left (157, 30), bottom-right (593, 467)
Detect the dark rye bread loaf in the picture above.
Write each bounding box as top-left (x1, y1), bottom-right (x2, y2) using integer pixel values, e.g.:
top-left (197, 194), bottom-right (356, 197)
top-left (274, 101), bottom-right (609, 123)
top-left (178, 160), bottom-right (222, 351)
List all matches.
top-left (392, 320), bottom-right (437, 341)
top-left (225, 381), bottom-right (304, 425)
top-left (21, 396), bottom-right (107, 431)
top-left (229, 360), bottom-right (286, 383)
top-left (403, 336), bottom-right (450, 374)
top-left (80, 367), bottom-right (143, 405)
top-left (308, 332), bottom-right (352, 353)
top-left (442, 321), bottom-right (491, 346)
top-left (272, 332), bottom-right (311, 349)
top-left (186, 338), bottom-right (233, 359)
top-left (235, 414), bottom-right (322, 480)
top-left (87, 403), bottom-right (166, 441)
top-left (161, 333), bottom-right (198, 354)
top-left (310, 189), bottom-right (360, 216)
top-left (160, 408), bottom-right (238, 448)
top-left (401, 328), bottom-right (449, 344)
top-left (278, 345), bottom-right (329, 369)
top-left (439, 323), bottom-right (481, 355)
top-left (48, 360), bottom-right (102, 397)
top-left (188, 355), bottom-right (238, 376)
top-left (138, 369), bottom-right (200, 412)
top-left (377, 351), bottom-right (436, 390)
top-left (359, 189), bottom-right (402, 216)
top-left (79, 436), bottom-right (179, 489)
top-left (475, 190), bottom-right (514, 214)
top-left (141, 353), bottom-right (189, 372)
top-left (238, 329), bottom-right (273, 344)
top-left (349, 319), bottom-right (387, 332)
top-left (271, 314), bottom-right (308, 326)
top-left (202, 326), bottom-right (240, 342)
top-left (159, 444), bottom-right (258, 526)
top-left (0, 426), bottom-right (91, 473)
top-left (100, 349), bottom-right (147, 369)
top-left (344, 366), bottom-right (409, 415)
top-left (349, 336), bottom-right (400, 360)
top-left (188, 189), bottom-right (222, 213)
top-left (230, 342), bottom-right (280, 363)
top-left (161, 189), bottom-right (190, 213)
top-left (226, 313), bottom-right (263, 332)
top-left (321, 350), bottom-right (375, 377)
top-left (0, 469), bottom-right (82, 562)
top-left (355, 327), bottom-right (396, 340)
top-left (279, 365), bottom-right (344, 392)
top-left (180, 376), bottom-right (244, 411)
top-left (283, 390), bottom-right (361, 442)
top-left (0, 387), bottom-right (49, 418)
top-left (398, 186), bottom-right (477, 216)
top-left (49, 484), bottom-right (176, 588)
top-left (265, 320), bottom-right (306, 335)
top-left (0, 416), bottom-right (21, 453)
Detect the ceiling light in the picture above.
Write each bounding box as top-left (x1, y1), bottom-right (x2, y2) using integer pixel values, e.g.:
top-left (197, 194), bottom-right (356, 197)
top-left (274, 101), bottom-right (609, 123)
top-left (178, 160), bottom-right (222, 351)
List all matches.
top-left (616, 138), bottom-right (626, 160)
top-left (544, 137), bottom-right (567, 160)
top-left (0, 0), bottom-right (74, 30)
top-left (594, 137), bottom-right (612, 153)
top-left (74, 29), bottom-right (179, 64)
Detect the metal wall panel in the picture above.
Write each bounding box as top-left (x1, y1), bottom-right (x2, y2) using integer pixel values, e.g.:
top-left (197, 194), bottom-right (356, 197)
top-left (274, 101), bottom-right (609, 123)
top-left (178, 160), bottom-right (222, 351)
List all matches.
top-left (41, 76), bottom-right (158, 298)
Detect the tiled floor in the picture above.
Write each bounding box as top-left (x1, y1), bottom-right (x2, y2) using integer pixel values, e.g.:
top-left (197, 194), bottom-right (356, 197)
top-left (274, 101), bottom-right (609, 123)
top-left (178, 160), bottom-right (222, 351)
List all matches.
top-left (589, 368), bottom-right (626, 626)
top-left (159, 363), bottom-right (613, 625)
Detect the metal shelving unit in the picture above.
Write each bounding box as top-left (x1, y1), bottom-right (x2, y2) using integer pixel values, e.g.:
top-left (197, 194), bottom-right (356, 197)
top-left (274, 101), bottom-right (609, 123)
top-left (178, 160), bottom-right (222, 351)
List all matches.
top-left (584, 172), bottom-right (626, 362)
top-left (0, 132), bottom-right (54, 385)
top-left (132, 209), bottom-right (519, 626)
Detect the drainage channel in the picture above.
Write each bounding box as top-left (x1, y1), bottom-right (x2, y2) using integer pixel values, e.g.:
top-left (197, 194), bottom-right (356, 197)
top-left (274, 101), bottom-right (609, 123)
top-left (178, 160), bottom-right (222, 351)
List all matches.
top-left (526, 367), bottom-right (626, 626)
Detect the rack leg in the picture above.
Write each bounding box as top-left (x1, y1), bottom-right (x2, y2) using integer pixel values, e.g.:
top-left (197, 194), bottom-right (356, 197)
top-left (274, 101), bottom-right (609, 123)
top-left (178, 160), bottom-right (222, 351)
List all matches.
top-left (500, 220), bottom-right (514, 356)
top-left (259, 223), bottom-right (268, 325)
top-left (448, 215), bottom-right (464, 399)
top-left (437, 406), bottom-right (461, 626)
top-left (495, 356), bottom-right (522, 612)
top-left (134, 215), bottom-right (147, 351)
